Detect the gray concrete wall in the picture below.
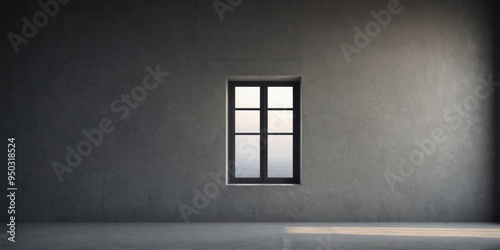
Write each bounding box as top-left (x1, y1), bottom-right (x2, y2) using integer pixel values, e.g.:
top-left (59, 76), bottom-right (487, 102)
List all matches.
top-left (1, 0), bottom-right (497, 222)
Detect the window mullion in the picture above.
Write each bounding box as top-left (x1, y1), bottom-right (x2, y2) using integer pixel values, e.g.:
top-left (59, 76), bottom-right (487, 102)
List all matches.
top-left (293, 82), bottom-right (300, 183)
top-left (260, 83), bottom-right (268, 182)
top-left (228, 84), bottom-right (236, 183)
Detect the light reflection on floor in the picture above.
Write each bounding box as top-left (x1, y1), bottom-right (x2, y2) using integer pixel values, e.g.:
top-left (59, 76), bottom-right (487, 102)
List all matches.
top-left (286, 226), bottom-right (500, 238)
top-left (4, 223), bottom-right (500, 249)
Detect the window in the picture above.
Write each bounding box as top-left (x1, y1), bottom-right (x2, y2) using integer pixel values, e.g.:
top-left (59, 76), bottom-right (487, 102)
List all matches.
top-left (228, 80), bottom-right (301, 184)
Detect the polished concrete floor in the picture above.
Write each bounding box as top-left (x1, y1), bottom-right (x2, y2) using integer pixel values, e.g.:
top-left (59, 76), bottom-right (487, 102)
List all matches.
top-left (2, 223), bottom-right (500, 249)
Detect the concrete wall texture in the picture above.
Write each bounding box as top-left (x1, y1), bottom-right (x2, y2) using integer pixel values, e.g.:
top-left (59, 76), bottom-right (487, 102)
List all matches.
top-left (1, 0), bottom-right (498, 222)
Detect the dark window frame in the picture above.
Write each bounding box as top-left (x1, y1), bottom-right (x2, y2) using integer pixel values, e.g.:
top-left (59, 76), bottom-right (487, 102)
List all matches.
top-left (228, 81), bottom-right (301, 184)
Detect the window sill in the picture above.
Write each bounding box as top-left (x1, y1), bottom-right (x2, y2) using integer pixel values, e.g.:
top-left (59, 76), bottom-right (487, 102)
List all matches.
top-left (226, 183), bottom-right (301, 186)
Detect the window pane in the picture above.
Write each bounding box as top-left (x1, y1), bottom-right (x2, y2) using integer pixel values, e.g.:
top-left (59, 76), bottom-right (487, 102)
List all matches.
top-left (268, 135), bottom-right (293, 178)
top-left (235, 111), bottom-right (260, 133)
top-left (236, 87), bottom-right (260, 108)
top-left (235, 135), bottom-right (260, 178)
top-left (268, 87), bottom-right (293, 108)
top-left (268, 110), bottom-right (293, 133)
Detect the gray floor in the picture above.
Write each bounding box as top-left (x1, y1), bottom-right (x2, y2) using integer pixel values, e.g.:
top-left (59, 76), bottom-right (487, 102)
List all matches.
top-left (2, 223), bottom-right (500, 249)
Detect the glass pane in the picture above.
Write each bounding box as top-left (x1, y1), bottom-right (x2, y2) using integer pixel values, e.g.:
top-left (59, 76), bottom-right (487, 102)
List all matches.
top-left (236, 111), bottom-right (260, 133)
top-left (268, 111), bottom-right (293, 133)
top-left (235, 135), bottom-right (260, 178)
top-left (236, 87), bottom-right (260, 108)
top-left (268, 87), bottom-right (293, 108)
top-left (268, 135), bottom-right (293, 178)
